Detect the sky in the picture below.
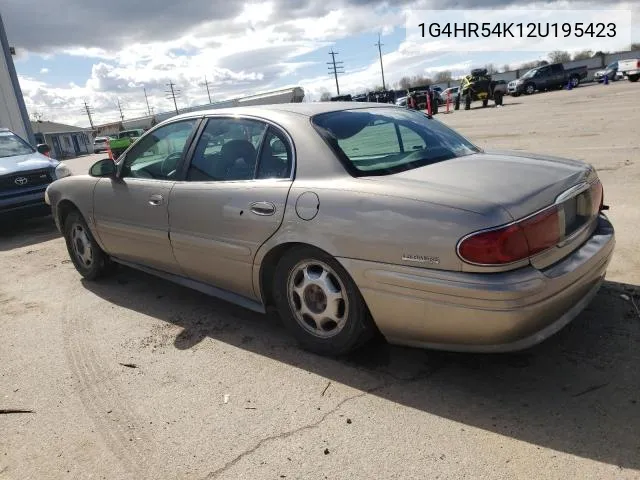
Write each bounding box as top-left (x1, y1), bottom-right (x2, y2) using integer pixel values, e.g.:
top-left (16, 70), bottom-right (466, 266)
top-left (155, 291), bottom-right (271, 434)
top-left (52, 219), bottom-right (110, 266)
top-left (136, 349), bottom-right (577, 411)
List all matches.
top-left (3, 0), bottom-right (638, 127)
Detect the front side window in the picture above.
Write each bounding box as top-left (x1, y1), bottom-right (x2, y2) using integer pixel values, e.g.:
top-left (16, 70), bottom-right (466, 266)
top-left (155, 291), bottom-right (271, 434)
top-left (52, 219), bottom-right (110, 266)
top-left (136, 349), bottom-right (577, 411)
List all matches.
top-left (121, 119), bottom-right (198, 180)
top-left (0, 131), bottom-right (35, 158)
top-left (187, 118), bottom-right (268, 181)
top-left (312, 108), bottom-right (479, 176)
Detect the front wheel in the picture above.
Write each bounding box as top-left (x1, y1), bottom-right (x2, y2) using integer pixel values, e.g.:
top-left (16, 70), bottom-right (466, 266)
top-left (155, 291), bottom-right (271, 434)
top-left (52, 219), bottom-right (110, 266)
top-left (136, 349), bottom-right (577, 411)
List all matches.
top-left (63, 210), bottom-right (113, 280)
top-left (273, 246), bottom-right (375, 356)
top-left (525, 83), bottom-right (535, 95)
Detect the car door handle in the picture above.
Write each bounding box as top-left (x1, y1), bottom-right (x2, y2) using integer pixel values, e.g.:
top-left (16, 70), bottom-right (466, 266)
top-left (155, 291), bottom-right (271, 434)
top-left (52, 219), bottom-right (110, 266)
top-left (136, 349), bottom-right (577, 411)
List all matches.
top-left (250, 201), bottom-right (276, 216)
top-left (148, 194), bottom-right (164, 206)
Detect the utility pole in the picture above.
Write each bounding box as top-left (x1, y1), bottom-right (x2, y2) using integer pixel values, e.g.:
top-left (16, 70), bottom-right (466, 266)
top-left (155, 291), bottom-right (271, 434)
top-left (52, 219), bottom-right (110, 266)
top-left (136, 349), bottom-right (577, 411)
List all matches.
top-left (375, 33), bottom-right (386, 91)
top-left (116, 99), bottom-right (124, 122)
top-left (327, 49), bottom-right (344, 96)
top-left (203, 76), bottom-right (212, 103)
top-left (83, 101), bottom-right (95, 129)
top-left (165, 81), bottom-right (181, 115)
top-left (143, 88), bottom-right (151, 116)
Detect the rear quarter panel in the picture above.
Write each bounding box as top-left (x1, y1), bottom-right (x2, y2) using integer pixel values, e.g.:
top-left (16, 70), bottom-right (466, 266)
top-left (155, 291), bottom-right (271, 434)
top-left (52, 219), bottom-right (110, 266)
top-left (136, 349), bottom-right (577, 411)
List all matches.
top-left (253, 178), bottom-right (512, 299)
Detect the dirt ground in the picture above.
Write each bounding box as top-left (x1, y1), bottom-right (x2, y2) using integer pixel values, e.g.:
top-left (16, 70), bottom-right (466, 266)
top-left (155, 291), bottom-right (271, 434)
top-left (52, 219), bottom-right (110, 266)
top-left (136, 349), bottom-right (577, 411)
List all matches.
top-left (1, 81), bottom-right (639, 480)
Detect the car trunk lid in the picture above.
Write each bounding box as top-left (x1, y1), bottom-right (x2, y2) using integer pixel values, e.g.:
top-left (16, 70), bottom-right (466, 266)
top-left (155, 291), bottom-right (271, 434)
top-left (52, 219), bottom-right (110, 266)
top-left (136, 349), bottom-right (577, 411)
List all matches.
top-left (383, 150), bottom-right (601, 268)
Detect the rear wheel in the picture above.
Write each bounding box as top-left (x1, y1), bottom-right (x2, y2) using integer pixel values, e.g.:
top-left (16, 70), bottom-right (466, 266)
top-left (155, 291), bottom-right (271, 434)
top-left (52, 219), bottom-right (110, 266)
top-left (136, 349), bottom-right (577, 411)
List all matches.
top-left (569, 76), bottom-right (580, 88)
top-left (628, 74), bottom-right (640, 82)
top-left (273, 246), bottom-right (374, 356)
top-left (63, 210), bottom-right (113, 280)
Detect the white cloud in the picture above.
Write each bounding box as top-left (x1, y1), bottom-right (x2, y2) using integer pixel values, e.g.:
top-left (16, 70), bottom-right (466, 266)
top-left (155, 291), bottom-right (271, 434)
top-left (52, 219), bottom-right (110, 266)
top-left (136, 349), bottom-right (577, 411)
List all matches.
top-left (10, 0), bottom-right (638, 126)
top-left (39, 67), bottom-right (49, 74)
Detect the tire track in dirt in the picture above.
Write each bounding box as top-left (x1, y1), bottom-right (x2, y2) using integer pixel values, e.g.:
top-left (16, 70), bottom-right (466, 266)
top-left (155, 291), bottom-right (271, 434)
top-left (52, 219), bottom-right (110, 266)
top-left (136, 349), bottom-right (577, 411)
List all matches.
top-left (61, 294), bottom-right (163, 479)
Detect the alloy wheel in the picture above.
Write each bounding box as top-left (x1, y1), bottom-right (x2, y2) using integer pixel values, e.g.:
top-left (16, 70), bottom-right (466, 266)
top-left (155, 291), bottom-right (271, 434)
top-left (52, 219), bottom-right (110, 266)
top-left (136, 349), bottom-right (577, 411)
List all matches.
top-left (287, 260), bottom-right (349, 338)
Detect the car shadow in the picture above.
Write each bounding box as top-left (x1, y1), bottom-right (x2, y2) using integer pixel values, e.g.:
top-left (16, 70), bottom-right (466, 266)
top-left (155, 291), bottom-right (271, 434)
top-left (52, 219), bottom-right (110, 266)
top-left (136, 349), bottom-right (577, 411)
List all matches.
top-left (81, 267), bottom-right (640, 469)
top-left (0, 215), bottom-right (60, 251)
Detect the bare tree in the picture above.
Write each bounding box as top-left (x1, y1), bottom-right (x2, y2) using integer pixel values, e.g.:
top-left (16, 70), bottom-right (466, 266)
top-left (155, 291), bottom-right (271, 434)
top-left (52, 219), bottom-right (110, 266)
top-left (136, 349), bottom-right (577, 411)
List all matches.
top-left (548, 50), bottom-right (571, 63)
top-left (484, 63), bottom-right (497, 74)
top-left (398, 76), bottom-right (411, 90)
top-left (572, 50), bottom-right (593, 61)
top-left (632, 42), bottom-right (640, 51)
top-left (434, 71), bottom-right (452, 83)
top-left (502, 64), bottom-right (511, 73)
top-left (319, 91), bottom-right (332, 101)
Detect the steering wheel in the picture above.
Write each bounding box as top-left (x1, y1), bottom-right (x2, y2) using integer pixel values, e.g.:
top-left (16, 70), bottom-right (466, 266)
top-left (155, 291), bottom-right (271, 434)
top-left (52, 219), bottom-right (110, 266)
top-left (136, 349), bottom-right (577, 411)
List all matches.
top-left (161, 152), bottom-right (184, 177)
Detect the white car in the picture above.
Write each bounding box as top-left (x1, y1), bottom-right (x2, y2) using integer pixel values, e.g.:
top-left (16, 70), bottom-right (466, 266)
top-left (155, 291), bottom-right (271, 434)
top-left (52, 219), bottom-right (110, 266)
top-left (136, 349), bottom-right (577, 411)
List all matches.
top-left (93, 137), bottom-right (109, 153)
top-left (441, 87), bottom-right (459, 101)
top-left (617, 58), bottom-right (640, 82)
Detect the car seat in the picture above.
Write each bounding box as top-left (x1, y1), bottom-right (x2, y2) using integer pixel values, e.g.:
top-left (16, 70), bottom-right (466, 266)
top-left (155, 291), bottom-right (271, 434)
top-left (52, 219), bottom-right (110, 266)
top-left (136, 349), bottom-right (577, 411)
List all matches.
top-left (220, 139), bottom-right (258, 180)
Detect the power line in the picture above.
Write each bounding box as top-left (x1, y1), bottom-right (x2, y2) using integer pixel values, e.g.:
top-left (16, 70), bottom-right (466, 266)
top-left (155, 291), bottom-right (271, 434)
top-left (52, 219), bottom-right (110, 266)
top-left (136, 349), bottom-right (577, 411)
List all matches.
top-left (375, 33), bottom-right (386, 91)
top-left (202, 76), bottom-right (212, 104)
top-left (144, 88), bottom-right (151, 116)
top-left (165, 81), bottom-right (181, 115)
top-left (327, 49), bottom-right (344, 96)
top-left (83, 101), bottom-right (95, 129)
top-left (116, 99), bottom-right (125, 122)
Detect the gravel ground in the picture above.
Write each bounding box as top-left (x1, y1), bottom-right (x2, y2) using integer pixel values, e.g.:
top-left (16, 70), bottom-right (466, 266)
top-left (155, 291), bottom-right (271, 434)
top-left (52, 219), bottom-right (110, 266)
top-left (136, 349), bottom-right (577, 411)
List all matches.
top-left (1, 80), bottom-right (639, 480)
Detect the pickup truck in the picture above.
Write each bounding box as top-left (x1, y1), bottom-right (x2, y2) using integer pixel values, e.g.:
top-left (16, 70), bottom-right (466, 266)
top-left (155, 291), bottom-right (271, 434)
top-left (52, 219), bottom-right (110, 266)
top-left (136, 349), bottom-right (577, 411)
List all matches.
top-left (508, 63), bottom-right (588, 96)
top-left (617, 58), bottom-right (640, 82)
top-left (0, 127), bottom-right (71, 220)
top-left (109, 129), bottom-right (145, 159)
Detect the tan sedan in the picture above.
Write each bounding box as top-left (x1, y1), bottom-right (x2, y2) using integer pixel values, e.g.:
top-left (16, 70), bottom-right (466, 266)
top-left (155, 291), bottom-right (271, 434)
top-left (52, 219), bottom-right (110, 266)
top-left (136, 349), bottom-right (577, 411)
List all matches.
top-left (45, 103), bottom-right (615, 356)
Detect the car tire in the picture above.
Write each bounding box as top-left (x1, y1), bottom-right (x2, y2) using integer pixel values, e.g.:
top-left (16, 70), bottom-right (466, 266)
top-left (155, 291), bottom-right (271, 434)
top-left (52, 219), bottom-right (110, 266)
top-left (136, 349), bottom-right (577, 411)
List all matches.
top-left (273, 246), bottom-right (375, 356)
top-left (628, 74), bottom-right (639, 82)
top-left (525, 83), bottom-right (535, 95)
top-left (570, 76), bottom-right (580, 88)
top-left (63, 210), bottom-right (113, 280)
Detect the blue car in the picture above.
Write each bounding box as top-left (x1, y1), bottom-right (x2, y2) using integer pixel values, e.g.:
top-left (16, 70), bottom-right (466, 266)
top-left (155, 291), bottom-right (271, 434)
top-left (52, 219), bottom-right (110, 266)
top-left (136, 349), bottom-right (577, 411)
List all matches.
top-left (0, 128), bottom-right (72, 220)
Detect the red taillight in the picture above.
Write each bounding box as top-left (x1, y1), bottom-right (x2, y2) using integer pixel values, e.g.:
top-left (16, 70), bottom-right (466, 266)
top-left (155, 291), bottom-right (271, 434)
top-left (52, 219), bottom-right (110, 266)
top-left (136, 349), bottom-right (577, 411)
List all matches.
top-left (637, 60), bottom-right (640, 68)
top-left (458, 206), bottom-right (561, 265)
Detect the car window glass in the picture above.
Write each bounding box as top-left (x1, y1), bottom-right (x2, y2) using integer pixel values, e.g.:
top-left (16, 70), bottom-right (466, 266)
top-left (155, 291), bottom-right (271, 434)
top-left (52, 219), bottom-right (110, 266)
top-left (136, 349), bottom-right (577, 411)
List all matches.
top-left (256, 128), bottom-right (293, 179)
top-left (187, 118), bottom-right (267, 182)
top-left (337, 120), bottom-right (400, 159)
top-left (0, 131), bottom-right (35, 158)
top-left (120, 119), bottom-right (198, 180)
top-left (312, 108), bottom-right (479, 176)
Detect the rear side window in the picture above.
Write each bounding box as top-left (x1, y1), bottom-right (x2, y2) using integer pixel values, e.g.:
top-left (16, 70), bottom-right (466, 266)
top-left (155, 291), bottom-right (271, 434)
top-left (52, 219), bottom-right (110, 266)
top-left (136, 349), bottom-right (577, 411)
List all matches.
top-left (311, 108), bottom-right (479, 177)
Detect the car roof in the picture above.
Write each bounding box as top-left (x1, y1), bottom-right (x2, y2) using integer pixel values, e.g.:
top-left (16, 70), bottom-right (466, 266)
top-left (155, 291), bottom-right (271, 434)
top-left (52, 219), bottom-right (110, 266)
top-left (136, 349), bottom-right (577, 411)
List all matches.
top-left (167, 101), bottom-right (399, 122)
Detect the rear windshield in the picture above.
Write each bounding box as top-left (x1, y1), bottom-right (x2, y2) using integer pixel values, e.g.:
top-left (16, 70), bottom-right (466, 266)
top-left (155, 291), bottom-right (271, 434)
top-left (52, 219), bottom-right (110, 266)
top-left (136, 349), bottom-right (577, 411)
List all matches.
top-left (0, 130), bottom-right (35, 158)
top-left (311, 108), bottom-right (480, 176)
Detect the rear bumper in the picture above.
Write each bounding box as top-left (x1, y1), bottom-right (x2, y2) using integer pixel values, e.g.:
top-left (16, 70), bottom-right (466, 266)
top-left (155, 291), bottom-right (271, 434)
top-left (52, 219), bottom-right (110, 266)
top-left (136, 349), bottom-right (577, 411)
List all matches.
top-left (338, 214), bottom-right (615, 353)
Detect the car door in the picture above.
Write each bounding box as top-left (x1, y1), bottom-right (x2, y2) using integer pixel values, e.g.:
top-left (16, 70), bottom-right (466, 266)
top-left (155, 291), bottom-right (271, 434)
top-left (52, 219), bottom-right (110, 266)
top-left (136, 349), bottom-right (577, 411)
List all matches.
top-left (92, 118), bottom-right (201, 274)
top-left (168, 116), bottom-right (294, 300)
top-left (534, 65), bottom-right (550, 89)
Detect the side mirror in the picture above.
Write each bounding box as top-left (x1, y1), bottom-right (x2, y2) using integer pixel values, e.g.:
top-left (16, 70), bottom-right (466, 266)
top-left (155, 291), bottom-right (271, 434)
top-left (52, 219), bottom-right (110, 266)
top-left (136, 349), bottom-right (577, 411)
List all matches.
top-left (37, 143), bottom-right (51, 155)
top-left (89, 158), bottom-right (117, 178)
